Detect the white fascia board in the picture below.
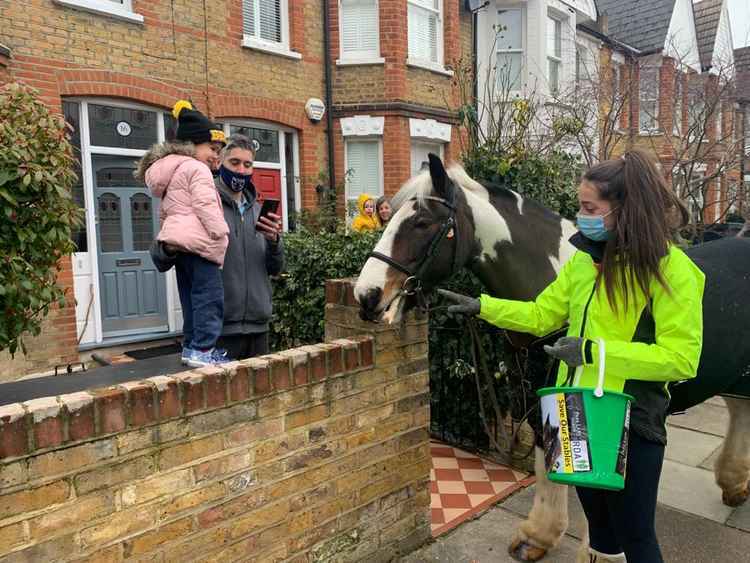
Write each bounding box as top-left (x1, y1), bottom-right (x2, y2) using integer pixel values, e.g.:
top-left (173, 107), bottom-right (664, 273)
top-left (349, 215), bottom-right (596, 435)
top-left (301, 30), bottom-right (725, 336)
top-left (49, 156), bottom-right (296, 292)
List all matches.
top-left (709, 1), bottom-right (734, 75)
top-left (663, 0), bottom-right (701, 72)
top-left (559, 0), bottom-right (596, 22)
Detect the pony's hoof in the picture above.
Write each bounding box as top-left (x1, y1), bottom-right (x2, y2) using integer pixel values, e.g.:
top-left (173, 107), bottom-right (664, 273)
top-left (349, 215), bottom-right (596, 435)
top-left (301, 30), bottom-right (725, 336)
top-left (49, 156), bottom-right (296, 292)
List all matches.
top-left (509, 539), bottom-right (548, 562)
top-left (722, 486), bottom-right (750, 507)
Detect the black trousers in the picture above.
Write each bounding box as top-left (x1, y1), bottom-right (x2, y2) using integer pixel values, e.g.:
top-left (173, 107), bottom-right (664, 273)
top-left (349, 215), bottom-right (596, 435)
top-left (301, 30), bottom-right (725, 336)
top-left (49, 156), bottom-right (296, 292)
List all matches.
top-left (217, 332), bottom-right (269, 361)
top-left (576, 431), bottom-right (665, 562)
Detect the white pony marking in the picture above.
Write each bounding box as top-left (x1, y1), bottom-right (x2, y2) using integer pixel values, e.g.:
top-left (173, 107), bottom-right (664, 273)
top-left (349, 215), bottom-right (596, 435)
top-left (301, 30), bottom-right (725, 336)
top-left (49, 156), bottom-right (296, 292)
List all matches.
top-left (549, 219), bottom-right (578, 274)
top-left (444, 165), bottom-right (514, 263)
top-left (513, 191), bottom-right (524, 215)
top-left (354, 200), bottom-right (417, 310)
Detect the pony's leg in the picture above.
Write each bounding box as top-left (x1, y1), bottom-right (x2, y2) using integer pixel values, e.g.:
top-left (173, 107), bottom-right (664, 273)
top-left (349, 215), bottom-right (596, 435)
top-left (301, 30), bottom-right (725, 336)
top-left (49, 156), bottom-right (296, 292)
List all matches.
top-left (715, 396), bottom-right (750, 507)
top-left (509, 446), bottom-right (569, 561)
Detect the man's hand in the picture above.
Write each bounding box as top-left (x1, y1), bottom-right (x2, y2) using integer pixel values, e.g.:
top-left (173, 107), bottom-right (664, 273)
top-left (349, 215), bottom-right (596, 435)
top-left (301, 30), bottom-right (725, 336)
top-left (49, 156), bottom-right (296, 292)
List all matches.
top-left (257, 211), bottom-right (282, 242)
top-left (543, 336), bottom-right (586, 367)
top-left (437, 289), bottom-right (481, 315)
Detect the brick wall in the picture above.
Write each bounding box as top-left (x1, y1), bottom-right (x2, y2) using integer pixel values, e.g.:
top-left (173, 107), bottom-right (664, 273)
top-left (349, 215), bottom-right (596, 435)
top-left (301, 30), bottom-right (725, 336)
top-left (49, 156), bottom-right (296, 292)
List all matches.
top-left (0, 279), bottom-right (431, 562)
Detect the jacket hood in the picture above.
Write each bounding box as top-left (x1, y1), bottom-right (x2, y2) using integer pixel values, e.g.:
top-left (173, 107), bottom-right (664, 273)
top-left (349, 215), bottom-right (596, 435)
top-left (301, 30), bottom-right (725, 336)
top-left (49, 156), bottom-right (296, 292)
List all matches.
top-left (134, 141), bottom-right (196, 184)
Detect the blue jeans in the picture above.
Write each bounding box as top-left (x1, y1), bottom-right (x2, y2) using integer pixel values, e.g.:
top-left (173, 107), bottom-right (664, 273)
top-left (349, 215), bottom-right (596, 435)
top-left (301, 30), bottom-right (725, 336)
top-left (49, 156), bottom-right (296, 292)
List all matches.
top-left (174, 252), bottom-right (224, 351)
top-left (576, 431), bottom-right (665, 562)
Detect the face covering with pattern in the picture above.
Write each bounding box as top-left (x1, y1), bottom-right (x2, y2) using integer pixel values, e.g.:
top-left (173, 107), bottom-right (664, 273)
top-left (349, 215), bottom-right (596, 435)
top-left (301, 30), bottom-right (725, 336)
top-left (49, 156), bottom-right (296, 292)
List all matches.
top-left (219, 165), bottom-right (252, 193)
top-left (576, 208), bottom-right (617, 242)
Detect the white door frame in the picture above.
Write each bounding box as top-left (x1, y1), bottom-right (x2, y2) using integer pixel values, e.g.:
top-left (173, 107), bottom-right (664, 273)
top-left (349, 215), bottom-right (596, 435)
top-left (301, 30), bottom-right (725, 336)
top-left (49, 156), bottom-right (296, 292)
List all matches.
top-left (70, 97), bottom-right (177, 345)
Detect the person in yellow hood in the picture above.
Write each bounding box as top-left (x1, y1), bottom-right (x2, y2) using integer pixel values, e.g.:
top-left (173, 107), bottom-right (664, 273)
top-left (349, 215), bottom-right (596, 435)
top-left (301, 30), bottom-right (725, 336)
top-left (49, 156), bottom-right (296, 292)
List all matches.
top-left (351, 193), bottom-right (381, 232)
top-left (439, 150), bottom-right (704, 563)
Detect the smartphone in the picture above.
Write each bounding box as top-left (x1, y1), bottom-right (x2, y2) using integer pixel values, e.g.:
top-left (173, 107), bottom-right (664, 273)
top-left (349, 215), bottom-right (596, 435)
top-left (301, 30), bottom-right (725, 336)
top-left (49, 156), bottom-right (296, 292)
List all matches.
top-left (258, 198), bottom-right (280, 222)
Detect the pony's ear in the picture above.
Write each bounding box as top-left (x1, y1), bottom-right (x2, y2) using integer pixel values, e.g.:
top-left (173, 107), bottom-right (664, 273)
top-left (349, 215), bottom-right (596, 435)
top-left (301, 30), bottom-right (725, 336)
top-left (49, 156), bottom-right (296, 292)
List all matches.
top-left (428, 153), bottom-right (452, 201)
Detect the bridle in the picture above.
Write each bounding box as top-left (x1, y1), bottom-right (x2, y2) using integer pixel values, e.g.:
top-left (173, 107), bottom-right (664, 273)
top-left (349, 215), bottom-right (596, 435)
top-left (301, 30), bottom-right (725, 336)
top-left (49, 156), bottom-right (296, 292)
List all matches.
top-left (368, 194), bottom-right (459, 309)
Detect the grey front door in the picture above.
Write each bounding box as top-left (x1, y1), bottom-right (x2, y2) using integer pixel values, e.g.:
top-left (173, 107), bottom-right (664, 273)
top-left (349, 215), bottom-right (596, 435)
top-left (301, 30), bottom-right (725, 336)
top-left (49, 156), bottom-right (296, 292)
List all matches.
top-left (93, 155), bottom-right (168, 337)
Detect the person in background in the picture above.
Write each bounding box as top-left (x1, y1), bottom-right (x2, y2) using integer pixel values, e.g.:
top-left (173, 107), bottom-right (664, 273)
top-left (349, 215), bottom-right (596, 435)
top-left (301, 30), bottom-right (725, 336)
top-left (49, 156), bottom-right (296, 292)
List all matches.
top-left (376, 196), bottom-right (392, 227)
top-left (136, 100), bottom-right (230, 368)
top-left (215, 135), bottom-right (284, 359)
top-left (351, 193), bottom-right (380, 232)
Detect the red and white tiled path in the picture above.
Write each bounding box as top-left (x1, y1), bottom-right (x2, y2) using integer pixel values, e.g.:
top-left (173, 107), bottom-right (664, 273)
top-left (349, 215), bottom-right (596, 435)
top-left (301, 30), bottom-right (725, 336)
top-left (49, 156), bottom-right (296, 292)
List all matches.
top-left (430, 440), bottom-right (534, 537)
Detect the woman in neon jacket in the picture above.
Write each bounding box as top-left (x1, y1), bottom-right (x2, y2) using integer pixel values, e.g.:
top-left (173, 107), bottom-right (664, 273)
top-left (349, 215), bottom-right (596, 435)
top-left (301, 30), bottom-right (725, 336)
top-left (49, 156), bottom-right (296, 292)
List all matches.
top-left (440, 150), bottom-right (704, 563)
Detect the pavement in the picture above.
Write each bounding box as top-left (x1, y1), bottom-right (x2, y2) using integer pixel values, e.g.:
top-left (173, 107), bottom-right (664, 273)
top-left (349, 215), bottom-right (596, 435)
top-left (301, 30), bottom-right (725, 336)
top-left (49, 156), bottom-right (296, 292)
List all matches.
top-left (405, 396), bottom-right (750, 562)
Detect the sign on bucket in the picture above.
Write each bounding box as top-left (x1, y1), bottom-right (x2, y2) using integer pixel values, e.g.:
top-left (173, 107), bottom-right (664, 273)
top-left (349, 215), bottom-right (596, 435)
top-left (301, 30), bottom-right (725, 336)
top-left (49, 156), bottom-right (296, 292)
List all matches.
top-left (536, 340), bottom-right (634, 491)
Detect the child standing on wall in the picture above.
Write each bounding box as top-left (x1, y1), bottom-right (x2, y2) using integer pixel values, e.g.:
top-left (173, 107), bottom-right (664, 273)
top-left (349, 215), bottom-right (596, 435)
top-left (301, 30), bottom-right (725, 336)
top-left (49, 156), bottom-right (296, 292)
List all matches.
top-left (135, 101), bottom-right (230, 367)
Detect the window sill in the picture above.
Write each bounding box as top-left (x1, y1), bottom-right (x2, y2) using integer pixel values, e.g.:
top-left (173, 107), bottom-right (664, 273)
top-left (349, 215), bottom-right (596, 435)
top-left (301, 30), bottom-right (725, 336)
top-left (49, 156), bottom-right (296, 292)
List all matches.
top-left (406, 58), bottom-right (454, 77)
top-left (638, 129), bottom-right (663, 136)
top-left (336, 57), bottom-right (386, 67)
top-left (52, 0), bottom-right (144, 24)
top-left (242, 37), bottom-right (302, 60)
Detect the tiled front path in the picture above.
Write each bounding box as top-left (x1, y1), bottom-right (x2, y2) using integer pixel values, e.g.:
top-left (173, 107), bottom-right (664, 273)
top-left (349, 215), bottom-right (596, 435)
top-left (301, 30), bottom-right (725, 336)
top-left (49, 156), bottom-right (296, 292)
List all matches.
top-left (430, 440), bottom-right (533, 536)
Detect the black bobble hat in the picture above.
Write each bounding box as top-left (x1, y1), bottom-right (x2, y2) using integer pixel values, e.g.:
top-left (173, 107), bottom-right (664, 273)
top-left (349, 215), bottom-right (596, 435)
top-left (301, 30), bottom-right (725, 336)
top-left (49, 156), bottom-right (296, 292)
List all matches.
top-left (172, 100), bottom-right (226, 145)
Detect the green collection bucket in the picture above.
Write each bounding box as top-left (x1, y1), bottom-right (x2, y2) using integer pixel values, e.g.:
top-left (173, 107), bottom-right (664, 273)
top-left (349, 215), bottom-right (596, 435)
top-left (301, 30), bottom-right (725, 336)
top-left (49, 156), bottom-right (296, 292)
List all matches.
top-left (536, 340), bottom-right (634, 491)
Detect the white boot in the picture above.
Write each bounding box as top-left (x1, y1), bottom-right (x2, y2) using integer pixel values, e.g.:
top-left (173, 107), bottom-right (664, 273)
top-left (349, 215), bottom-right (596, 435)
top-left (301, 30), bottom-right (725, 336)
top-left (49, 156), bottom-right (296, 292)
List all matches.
top-left (586, 547), bottom-right (627, 562)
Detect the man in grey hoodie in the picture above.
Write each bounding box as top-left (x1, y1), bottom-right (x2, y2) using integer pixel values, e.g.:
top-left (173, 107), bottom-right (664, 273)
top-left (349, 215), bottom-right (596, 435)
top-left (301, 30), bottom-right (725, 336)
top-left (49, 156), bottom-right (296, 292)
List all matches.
top-left (215, 135), bottom-right (285, 359)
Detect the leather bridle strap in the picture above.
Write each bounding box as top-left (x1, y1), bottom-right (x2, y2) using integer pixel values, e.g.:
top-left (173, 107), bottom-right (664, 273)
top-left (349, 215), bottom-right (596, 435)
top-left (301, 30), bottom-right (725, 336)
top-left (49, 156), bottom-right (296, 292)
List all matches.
top-left (367, 194), bottom-right (458, 296)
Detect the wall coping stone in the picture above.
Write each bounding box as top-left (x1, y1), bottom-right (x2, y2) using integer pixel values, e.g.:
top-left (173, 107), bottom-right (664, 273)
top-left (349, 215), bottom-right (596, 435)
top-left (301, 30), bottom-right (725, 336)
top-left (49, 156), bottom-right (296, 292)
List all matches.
top-left (0, 337), bottom-right (375, 462)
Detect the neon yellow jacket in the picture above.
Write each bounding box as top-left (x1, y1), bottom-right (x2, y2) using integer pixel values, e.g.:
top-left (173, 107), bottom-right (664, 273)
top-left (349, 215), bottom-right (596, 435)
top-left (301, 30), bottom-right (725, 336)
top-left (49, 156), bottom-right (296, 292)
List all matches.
top-left (478, 241), bottom-right (705, 442)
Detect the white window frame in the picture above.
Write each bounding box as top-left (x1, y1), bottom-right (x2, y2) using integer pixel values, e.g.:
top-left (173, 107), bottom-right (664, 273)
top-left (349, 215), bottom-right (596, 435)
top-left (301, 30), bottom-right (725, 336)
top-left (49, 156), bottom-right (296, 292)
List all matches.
top-left (407, 0), bottom-right (451, 75)
top-left (52, 0), bottom-right (143, 24)
top-left (337, 0), bottom-right (384, 66)
top-left (241, 0), bottom-right (301, 60)
top-left (494, 7), bottom-right (525, 95)
top-left (344, 139), bottom-right (384, 221)
top-left (673, 72), bottom-right (683, 136)
top-left (639, 65), bottom-right (660, 134)
top-left (547, 13), bottom-right (563, 94)
top-left (716, 101), bottom-right (723, 141)
top-left (410, 141), bottom-right (444, 177)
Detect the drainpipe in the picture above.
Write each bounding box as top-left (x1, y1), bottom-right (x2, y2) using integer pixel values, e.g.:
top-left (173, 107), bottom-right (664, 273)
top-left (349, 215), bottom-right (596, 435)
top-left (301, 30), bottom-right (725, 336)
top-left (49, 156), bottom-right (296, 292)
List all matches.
top-left (322, 0), bottom-right (336, 195)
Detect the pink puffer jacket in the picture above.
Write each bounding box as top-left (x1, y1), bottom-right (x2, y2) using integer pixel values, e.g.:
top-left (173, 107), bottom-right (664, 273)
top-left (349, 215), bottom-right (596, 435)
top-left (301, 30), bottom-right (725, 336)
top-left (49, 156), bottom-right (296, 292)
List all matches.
top-left (136, 143), bottom-right (229, 266)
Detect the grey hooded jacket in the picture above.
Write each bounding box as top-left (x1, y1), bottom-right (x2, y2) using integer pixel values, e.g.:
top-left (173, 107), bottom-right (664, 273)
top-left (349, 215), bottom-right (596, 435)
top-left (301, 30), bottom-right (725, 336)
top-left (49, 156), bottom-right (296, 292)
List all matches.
top-left (216, 177), bottom-right (285, 335)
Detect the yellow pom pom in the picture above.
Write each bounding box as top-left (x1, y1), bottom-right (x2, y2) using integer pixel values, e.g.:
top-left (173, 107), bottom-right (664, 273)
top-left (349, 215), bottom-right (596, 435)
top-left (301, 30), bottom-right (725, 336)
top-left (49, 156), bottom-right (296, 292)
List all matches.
top-left (172, 100), bottom-right (193, 119)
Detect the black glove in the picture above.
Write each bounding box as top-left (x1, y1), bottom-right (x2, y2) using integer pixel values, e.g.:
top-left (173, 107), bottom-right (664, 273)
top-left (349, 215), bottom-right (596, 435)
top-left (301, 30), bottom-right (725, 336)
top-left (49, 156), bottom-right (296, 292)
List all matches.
top-left (437, 289), bottom-right (481, 316)
top-left (543, 336), bottom-right (586, 367)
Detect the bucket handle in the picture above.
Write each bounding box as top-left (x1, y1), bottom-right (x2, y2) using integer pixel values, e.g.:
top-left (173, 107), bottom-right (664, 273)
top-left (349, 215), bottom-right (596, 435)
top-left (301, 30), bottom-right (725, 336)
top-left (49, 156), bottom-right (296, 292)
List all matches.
top-left (594, 338), bottom-right (605, 398)
top-left (572, 339), bottom-right (606, 397)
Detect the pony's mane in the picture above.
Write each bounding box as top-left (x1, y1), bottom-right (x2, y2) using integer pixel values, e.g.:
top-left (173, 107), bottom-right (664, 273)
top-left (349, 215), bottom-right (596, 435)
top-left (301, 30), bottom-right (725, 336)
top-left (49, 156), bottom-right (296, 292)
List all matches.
top-left (390, 162), bottom-right (511, 211)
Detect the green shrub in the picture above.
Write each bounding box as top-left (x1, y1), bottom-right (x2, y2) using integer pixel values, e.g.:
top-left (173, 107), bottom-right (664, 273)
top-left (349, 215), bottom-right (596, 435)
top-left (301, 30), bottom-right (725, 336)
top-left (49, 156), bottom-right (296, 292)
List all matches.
top-left (270, 225), bottom-right (379, 350)
top-left (0, 84), bottom-right (82, 355)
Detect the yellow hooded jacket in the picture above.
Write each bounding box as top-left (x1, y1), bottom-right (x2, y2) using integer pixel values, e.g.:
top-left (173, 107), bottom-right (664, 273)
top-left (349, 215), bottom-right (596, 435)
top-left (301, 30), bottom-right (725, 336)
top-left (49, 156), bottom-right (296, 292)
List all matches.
top-left (351, 193), bottom-right (381, 232)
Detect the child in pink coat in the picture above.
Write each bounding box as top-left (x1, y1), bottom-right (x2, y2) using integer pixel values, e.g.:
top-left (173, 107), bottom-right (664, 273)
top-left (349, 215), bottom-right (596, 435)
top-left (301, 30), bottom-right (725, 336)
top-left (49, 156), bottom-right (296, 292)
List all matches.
top-left (135, 101), bottom-right (229, 367)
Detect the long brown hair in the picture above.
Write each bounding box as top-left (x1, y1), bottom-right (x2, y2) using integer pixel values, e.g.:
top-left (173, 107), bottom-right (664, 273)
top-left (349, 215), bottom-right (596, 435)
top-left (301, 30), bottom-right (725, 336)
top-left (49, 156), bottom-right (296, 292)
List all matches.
top-left (583, 150), bottom-right (688, 313)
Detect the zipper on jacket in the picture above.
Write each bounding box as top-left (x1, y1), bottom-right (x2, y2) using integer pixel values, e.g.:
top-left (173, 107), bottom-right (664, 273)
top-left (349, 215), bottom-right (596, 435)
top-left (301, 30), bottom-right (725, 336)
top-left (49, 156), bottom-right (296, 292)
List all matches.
top-left (565, 281), bottom-right (597, 386)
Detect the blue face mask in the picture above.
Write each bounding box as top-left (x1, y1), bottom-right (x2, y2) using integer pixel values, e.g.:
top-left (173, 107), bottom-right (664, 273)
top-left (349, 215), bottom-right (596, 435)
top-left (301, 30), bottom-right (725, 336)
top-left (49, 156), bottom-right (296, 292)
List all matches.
top-left (576, 209), bottom-right (616, 242)
top-left (219, 165), bottom-right (252, 193)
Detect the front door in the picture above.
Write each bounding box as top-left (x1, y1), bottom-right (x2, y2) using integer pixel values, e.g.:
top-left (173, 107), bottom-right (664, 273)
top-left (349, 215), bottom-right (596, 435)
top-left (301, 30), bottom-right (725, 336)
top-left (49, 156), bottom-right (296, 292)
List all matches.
top-left (93, 155), bottom-right (168, 337)
top-left (253, 168), bottom-right (283, 214)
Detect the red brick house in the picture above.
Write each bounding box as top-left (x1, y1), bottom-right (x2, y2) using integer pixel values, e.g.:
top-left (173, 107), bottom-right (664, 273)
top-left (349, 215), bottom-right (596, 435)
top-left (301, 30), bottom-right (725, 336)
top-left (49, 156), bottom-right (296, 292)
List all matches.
top-left (0, 1), bottom-right (471, 379)
top-left (591, 0), bottom-right (743, 225)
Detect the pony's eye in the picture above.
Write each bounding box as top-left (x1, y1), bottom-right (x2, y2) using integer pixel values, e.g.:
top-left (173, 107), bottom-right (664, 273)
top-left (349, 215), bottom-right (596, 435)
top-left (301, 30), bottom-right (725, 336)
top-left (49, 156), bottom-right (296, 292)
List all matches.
top-left (414, 219), bottom-right (431, 229)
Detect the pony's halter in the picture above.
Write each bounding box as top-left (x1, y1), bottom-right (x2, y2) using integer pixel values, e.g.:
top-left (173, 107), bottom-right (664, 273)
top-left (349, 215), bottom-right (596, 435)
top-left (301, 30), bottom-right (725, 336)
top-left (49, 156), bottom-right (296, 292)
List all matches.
top-left (368, 194), bottom-right (458, 304)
